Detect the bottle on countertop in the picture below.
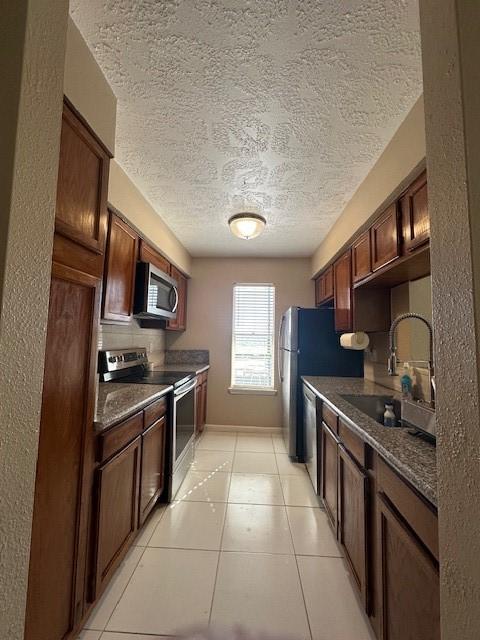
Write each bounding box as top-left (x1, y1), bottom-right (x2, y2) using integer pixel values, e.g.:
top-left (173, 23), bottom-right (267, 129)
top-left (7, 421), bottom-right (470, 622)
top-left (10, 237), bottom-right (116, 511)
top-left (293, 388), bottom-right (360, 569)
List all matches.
top-left (400, 362), bottom-right (413, 399)
top-left (383, 403), bottom-right (396, 428)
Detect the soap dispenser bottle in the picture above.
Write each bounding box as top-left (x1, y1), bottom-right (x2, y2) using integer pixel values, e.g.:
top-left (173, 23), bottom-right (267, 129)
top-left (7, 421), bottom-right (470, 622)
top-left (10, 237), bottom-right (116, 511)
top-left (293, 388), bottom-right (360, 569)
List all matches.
top-left (383, 403), bottom-right (396, 428)
top-left (400, 362), bottom-right (413, 399)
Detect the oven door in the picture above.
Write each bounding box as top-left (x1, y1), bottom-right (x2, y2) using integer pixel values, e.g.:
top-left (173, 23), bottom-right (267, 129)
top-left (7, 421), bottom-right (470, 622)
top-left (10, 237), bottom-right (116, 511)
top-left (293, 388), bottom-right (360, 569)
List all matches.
top-left (173, 377), bottom-right (197, 469)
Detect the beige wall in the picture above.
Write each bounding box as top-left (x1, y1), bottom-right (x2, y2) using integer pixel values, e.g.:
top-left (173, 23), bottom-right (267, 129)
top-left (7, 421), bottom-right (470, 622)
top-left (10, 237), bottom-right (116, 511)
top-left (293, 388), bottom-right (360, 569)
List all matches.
top-left (168, 258), bottom-right (314, 428)
top-left (420, 2), bottom-right (480, 637)
top-left (64, 17), bottom-right (117, 154)
top-left (0, 2), bottom-right (68, 637)
top-left (108, 161), bottom-right (192, 276)
top-left (311, 95), bottom-right (426, 277)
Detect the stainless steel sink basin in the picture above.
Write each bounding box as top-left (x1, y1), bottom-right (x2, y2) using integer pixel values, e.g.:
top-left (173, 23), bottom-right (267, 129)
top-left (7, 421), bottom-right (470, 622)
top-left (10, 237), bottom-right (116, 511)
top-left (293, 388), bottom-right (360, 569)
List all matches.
top-left (340, 394), bottom-right (401, 427)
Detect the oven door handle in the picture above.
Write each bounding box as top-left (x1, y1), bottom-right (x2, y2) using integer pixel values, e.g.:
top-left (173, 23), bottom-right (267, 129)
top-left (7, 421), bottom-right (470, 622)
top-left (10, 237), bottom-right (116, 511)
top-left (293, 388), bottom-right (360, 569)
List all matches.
top-left (174, 378), bottom-right (197, 397)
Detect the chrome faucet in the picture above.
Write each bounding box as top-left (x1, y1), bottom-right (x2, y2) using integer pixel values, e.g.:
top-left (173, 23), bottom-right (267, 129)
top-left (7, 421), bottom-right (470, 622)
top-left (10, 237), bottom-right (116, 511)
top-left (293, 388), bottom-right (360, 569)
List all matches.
top-left (388, 312), bottom-right (435, 407)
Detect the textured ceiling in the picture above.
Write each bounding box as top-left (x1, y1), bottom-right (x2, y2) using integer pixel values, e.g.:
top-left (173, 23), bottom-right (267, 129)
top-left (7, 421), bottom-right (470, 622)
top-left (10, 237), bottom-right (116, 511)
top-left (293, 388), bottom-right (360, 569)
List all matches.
top-left (70, 0), bottom-right (422, 257)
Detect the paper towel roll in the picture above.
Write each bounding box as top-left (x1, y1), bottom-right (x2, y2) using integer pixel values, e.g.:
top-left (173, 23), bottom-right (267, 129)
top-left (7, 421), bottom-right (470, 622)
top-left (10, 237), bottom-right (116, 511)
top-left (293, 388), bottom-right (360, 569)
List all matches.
top-left (340, 332), bottom-right (370, 350)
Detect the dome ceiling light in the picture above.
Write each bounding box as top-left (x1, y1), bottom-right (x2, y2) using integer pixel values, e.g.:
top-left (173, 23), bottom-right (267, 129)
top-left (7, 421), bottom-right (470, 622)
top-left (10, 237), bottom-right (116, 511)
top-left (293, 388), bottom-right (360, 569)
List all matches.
top-left (228, 213), bottom-right (266, 240)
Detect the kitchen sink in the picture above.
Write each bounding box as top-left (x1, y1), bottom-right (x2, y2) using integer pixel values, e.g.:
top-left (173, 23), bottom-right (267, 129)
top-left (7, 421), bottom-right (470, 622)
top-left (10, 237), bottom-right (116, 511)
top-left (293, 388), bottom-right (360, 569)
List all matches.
top-left (340, 394), bottom-right (402, 427)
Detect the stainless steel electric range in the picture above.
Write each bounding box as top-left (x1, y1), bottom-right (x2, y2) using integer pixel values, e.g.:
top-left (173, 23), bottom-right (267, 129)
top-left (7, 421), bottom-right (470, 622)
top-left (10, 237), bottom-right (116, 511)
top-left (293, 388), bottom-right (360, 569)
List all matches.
top-left (98, 347), bottom-right (197, 500)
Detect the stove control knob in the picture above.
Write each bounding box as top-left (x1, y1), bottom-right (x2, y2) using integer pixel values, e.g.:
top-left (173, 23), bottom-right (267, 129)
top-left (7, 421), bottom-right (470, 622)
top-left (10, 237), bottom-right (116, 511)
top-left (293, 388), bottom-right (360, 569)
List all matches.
top-left (108, 356), bottom-right (116, 363)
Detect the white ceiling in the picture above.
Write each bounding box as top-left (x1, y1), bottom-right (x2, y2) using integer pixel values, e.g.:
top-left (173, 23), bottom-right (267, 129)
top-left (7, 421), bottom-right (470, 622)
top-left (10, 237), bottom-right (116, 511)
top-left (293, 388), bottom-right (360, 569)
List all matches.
top-left (70, 0), bottom-right (422, 258)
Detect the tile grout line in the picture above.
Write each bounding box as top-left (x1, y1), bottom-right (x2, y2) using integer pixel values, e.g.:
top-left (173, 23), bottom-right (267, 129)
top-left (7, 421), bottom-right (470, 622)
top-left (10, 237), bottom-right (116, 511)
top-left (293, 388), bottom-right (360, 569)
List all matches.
top-left (284, 503), bottom-right (314, 640)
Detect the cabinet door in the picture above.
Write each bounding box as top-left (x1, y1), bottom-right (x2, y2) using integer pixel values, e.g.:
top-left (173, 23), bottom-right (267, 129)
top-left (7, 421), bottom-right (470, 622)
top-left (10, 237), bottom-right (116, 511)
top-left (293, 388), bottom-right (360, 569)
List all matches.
top-left (92, 437), bottom-right (141, 599)
top-left (314, 275), bottom-right (324, 306)
top-left (55, 102), bottom-right (110, 256)
top-left (352, 231), bottom-right (372, 283)
top-left (333, 251), bottom-right (353, 332)
top-left (377, 494), bottom-right (440, 640)
top-left (371, 203), bottom-right (400, 272)
top-left (321, 423), bottom-right (339, 533)
top-left (139, 239), bottom-right (171, 273)
top-left (202, 379), bottom-right (208, 428)
top-left (323, 266), bottom-right (334, 300)
top-left (25, 263), bottom-right (101, 640)
top-left (167, 265), bottom-right (187, 331)
top-left (401, 171), bottom-right (429, 253)
top-left (102, 212), bottom-right (138, 322)
top-left (338, 445), bottom-right (368, 610)
top-left (195, 383), bottom-right (203, 436)
top-left (139, 416), bottom-right (166, 525)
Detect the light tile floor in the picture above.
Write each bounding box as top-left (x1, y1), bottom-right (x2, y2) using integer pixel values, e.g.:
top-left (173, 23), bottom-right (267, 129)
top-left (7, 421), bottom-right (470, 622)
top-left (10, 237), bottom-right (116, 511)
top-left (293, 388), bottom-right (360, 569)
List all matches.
top-left (82, 430), bottom-right (374, 640)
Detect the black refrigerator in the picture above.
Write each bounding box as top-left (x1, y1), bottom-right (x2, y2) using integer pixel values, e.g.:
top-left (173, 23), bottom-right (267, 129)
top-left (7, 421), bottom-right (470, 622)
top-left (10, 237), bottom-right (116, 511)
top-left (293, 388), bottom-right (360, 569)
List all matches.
top-left (279, 306), bottom-right (363, 461)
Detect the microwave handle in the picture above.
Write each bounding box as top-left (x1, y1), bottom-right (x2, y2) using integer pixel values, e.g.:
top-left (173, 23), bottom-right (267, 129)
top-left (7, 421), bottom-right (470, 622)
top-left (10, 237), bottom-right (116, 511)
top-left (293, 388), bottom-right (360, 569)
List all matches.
top-left (170, 285), bottom-right (179, 313)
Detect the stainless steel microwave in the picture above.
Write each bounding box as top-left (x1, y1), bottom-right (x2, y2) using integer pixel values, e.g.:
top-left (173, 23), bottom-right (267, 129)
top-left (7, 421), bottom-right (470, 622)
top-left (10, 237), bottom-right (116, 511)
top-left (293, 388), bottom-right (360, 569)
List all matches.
top-left (134, 262), bottom-right (178, 320)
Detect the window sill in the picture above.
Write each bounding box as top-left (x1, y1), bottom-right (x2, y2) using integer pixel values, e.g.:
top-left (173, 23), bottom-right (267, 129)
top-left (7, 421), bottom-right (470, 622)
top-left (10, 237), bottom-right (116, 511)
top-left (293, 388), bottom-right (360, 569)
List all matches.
top-left (228, 386), bottom-right (277, 396)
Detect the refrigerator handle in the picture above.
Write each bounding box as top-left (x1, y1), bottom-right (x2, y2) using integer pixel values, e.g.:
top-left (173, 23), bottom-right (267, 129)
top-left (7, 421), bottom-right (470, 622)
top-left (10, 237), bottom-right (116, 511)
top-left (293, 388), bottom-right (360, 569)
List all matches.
top-left (277, 315), bottom-right (285, 382)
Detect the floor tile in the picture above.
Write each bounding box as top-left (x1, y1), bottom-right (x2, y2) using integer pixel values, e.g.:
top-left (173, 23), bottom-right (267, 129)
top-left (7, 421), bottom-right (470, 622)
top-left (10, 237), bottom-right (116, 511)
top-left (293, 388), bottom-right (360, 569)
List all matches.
top-left (106, 548), bottom-right (218, 635)
top-left (211, 552), bottom-right (310, 639)
top-left (272, 436), bottom-right (287, 454)
top-left (149, 501), bottom-right (227, 550)
top-left (287, 506), bottom-right (342, 556)
top-left (83, 546), bottom-right (144, 630)
top-left (281, 475), bottom-right (320, 508)
top-left (196, 433), bottom-right (237, 451)
top-left (235, 434), bottom-right (274, 452)
top-left (222, 504), bottom-right (294, 554)
top-left (192, 449), bottom-right (234, 472)
top-left (275, 452), bottom-right (307, 476)
top-left (77, 631), bottom-right (101, 640)
top-left (177, 470), bottom-right (231, 502)
top-left (102, 634), bottom-right (175, 640)
top-left (232, 451), bottom-right (278, 474)
top-left (228, 473), bottom-right (284, 505)
top-left (298, 556), bottom-right (375, 640)
top-left (134, 505), bottom-right (166, 546)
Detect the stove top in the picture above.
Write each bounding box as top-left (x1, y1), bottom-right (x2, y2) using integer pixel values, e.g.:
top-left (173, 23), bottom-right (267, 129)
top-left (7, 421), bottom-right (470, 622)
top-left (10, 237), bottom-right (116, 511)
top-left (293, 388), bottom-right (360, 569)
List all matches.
top-left (98, 347), bottom-right (194, 387)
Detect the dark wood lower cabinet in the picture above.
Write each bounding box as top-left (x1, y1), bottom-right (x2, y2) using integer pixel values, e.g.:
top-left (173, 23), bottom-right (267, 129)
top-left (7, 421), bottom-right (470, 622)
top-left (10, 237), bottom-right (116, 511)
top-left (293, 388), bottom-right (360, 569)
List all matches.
top-left (139, 416), bottom-right (166, 526)
top-left (338, 444), bottom-right (368, 610)
top-left (25, 263), bottom-right (100, 640)
top-left (195, 373), bottom-right (208, 435)
top-left (321, 422), bottom-right (339, 532)
top-left (92, 437), bottom-right (141, 600)
top-left (377, 494), bottom-right (440, 640)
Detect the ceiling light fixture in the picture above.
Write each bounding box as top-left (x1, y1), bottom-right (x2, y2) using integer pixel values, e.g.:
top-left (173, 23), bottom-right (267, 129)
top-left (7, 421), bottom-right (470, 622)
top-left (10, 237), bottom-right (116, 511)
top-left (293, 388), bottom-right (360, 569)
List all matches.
top-left (228, 212), bottom-right (266, 240)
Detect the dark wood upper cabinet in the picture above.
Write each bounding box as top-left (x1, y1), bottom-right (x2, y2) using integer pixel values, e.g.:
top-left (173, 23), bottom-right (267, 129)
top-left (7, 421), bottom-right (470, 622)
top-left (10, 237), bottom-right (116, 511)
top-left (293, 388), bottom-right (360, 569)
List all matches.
top-left (376, 494), bottom-right (440, 640)
top-left (139, 416), bottom-right (166, 526)
top-left (25, 263), bottom-right (101, 640)
top-left (352, 231), bottom-right (372, 283)
top-left (338, 445), bottom-right (369, 610)
top-left (315, 275), bottom-right (324, 306)
top-left (139, 239), bottom-right (170, 273)
top-left (102, 211), bottom-right (138, 322)
top-left (55, 102), bottom-right (110, 256)
top-left (92, 436), bottom-right (141, 600)
top-left (323, 266), bottom-right (334, 300)
top-left (167, 265), bottom-right (187, 331)
top-left (333, 250), bottom-right (353, 332)
top-left (400, 171), bottom-right (429, 253)
top-left (371, 203), bottom-right (400, 272)
top-left (321, 422), bottom-right (339, 533)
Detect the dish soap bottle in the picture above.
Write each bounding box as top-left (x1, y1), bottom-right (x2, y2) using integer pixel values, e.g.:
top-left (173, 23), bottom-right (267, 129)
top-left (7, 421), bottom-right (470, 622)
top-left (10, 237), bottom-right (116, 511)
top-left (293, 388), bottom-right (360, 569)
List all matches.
top-left (383, 403), bottom-right (396, 428)
top-left (400, 362), bottom-right (413, 399)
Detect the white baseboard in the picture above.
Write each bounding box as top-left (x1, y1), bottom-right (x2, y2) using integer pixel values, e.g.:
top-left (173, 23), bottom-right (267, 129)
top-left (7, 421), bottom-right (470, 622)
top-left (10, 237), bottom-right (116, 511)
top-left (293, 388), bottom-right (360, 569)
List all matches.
top-left (205, 423), bottom-right (282, 435)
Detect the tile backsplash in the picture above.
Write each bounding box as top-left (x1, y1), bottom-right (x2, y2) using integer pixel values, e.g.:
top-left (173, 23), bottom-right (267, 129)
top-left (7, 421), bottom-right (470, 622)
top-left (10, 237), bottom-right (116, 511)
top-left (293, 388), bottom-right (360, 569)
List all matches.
top-left (98, 320), bottom-right (166, 365)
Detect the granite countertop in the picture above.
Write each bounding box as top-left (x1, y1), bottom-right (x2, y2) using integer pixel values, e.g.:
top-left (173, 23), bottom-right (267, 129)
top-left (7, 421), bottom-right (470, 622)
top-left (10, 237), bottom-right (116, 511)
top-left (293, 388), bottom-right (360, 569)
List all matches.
top-left (95, 382), bottom-right (173, 431)
top-left (150, 363), bottom-right (210, 375)
top-left (302, 376), bottom-right (437, 506)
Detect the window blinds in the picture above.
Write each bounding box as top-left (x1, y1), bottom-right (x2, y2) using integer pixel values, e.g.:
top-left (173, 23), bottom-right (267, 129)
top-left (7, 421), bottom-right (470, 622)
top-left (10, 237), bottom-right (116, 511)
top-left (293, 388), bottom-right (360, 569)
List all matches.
top-left (231, 283), bottom-right (275, 389)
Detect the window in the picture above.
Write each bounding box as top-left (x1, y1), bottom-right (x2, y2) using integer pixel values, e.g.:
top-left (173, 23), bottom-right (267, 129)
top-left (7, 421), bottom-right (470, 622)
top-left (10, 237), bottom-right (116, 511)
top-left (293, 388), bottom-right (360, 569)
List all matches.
top-left (230, 283), bottom-right (275, 392)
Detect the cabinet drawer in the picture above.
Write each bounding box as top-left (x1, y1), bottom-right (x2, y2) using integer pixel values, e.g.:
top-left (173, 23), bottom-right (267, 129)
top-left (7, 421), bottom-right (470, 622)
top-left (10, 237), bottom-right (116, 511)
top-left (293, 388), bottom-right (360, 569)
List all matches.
top-left (377, 456), bottom-right (438, 560)
top-left (144, 396), bottom-right (167, 429)
top-left (197, 371), bottom-right (208, 385)
top-left (338, 419), bottom-right (366, 467)
top-left (322, 403), bottom-right (338, 433)
top-left (97, 411), bottom-right (143, 463)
